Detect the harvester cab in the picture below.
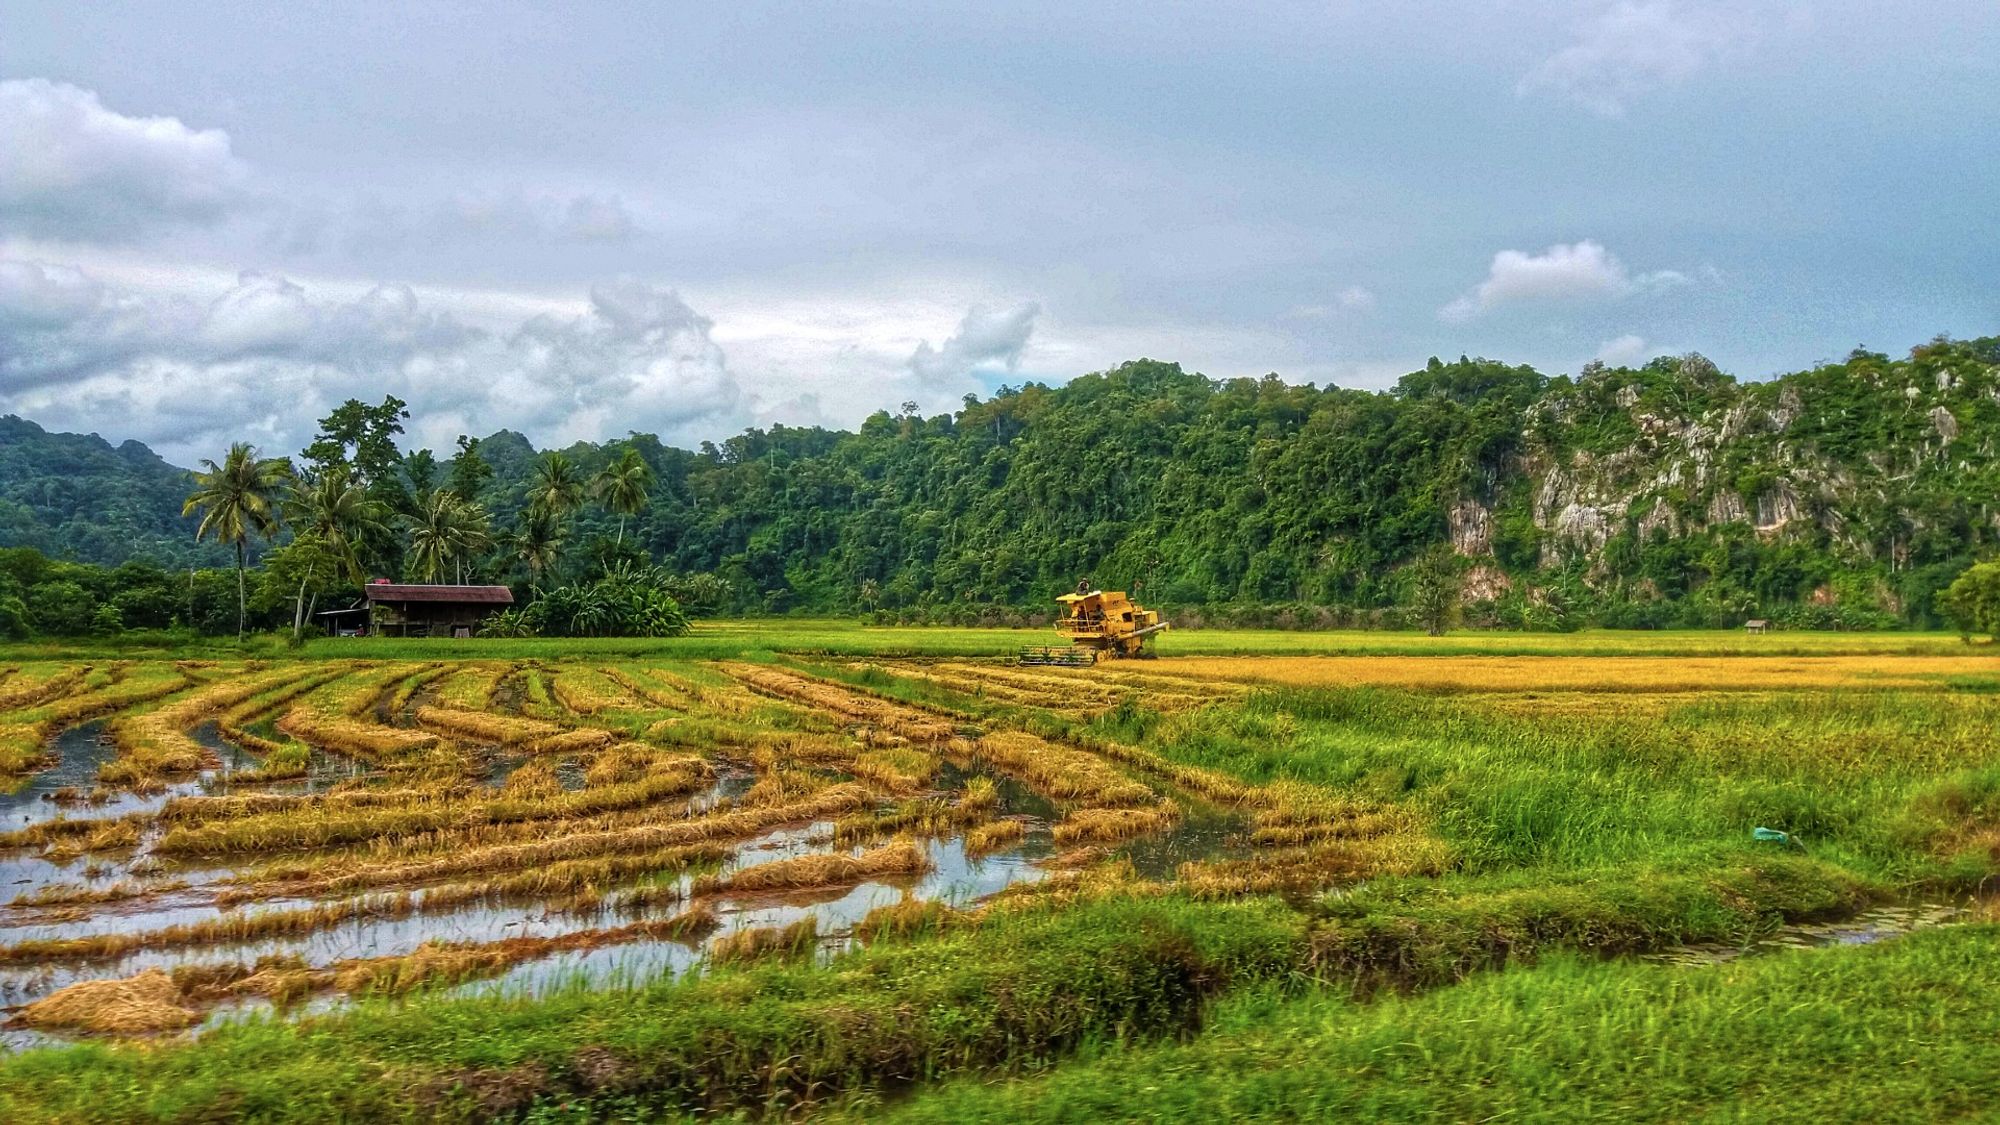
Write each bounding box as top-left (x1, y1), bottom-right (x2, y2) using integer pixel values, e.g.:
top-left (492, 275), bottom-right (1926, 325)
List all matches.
top-left (1020, 585), bottom-right (1168, 665)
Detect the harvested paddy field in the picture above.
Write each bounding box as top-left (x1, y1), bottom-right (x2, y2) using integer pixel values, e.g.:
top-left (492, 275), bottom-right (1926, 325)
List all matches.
top-left (0, 634), bottom-right (1997, 1122)
top-left (0, 653), bottom-right (1333, 1046)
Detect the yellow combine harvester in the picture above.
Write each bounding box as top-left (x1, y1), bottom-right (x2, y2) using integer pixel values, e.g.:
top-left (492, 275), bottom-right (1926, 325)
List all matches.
top-left (1020, 586), bottom-right (1168, 665)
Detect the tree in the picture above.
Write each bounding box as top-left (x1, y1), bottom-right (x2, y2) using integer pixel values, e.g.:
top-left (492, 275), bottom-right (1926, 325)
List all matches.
top-left (301, 397), bottom-right (412, 575)
top-left (509, 507), bottom-right (566, 586)
top-left (183, 443), bottom-right (290, 637)
top-left (592, 446), bottom-right (654, 545)
top-left (282, 467), bottom-right (387, 640)
top-left (1407, 547), bottom-right (1462, 637)
top-left (401, 449), bottom-right (439, 508)
top-left (406, 491), bottom-right (493, 584)
top-left (301, 397), bottom-right (409, 486)
top-left (445, 435), bottom-right (493, 502)
top-left (527, 452), bottom-right (586, 522)
top-left (1941, 561), bottom-right (2000, 641)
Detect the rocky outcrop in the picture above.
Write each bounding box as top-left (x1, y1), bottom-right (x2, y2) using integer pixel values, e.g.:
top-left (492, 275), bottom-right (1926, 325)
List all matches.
top-left (1462, 563), bottom-right (1512, 602)
top-left (1553, 503), bottom-right (1616, 555)
top-left (1636, 497), bottom-right (1678, 540)
top-left (1754, 479), bottom-right (1804, 531)
top-left (1932, 406), bottom-right (1960, 444)
top-left (1447, 498), bottom-right (1493, 557)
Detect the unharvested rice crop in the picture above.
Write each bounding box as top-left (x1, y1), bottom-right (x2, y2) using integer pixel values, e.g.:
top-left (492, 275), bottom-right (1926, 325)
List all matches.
top-left (1154, 654), bottom-right (2000, 693)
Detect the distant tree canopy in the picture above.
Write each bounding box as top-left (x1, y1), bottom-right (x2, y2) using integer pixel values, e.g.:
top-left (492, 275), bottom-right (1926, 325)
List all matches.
top-left (4, 333), bottom-right (1999, 635)
top-left (1943, 562), bottom-right (2000, 640)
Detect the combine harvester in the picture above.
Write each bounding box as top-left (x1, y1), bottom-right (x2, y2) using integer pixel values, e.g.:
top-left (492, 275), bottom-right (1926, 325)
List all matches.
top-left (1020, 585), bottom-right (1169, 666)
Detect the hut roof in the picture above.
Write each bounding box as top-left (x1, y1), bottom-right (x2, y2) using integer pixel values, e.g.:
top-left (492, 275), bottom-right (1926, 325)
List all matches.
top-left (362, 584), bottom-right (515, 605)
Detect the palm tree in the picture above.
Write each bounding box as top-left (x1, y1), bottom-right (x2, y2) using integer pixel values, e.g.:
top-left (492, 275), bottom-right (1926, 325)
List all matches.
top-left (526, 452), bottom-right (586, 522)
top-left (509, 507), bottom-right (566, 585)
top-left (183, 443), bottom-right (290, 637)
top-left (284, 467), bottom-right (388, 640)
top-left (407, 491), bottom-right (493, 584)
top-left (592, 447), bottom-right (654, 545)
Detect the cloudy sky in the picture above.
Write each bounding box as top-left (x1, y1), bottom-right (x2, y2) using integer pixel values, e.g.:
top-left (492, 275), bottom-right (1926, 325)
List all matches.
top-left (2, 2), bottom-right (1996, 464)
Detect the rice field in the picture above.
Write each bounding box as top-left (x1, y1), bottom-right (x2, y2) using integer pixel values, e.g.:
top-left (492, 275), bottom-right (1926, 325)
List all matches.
top-left (0, 630), bottom-right (1995, 1121)
top-left (0, 650), bottom-right (1353, 1046)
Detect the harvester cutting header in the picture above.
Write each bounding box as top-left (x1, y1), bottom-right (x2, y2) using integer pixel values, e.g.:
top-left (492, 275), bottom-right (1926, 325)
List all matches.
top-left (1021, 582), bottom-right (1169, 665)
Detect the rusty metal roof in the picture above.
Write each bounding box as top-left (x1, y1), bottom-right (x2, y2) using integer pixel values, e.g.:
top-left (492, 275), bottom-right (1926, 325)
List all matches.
top-left (362, 584), bottom-right (515, 604)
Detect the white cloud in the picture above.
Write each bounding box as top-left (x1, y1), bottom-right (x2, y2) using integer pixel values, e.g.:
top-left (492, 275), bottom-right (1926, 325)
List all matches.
top-left (0, 259), bottom-right (741, 462)
top-left (1440, 240), bottom-right (1687, 321)
top-left (1518, 3), bottom-right (1754, 117)
top-left (0, 79), bottom-right (250, 238)
top-left (908, 302), bottom-right (1040, 384)
top-left (1594, 333), bottom-right (1650, 366)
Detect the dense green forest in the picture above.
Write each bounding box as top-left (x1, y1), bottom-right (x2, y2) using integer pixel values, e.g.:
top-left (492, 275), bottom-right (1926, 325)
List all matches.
top-left (0, 417), bottom-right (229, 569)
top-left (3, 333), bottom-right (1996, 635)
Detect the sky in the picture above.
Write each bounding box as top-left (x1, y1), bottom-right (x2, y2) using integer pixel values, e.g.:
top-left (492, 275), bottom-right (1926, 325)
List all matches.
top-left (1, 1), bottom-right (1996, 465)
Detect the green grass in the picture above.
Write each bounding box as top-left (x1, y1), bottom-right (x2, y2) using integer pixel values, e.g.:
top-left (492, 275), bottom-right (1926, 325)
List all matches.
top-left (1106, 685), bottom-right (2000, 882)
top-left (861, 924), bottom-right (2000, 1124)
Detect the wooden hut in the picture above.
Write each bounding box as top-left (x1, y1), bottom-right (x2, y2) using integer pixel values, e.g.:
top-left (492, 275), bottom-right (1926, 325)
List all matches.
top-left (1744, 618), bottom-right (1770, 634)
top-left (362, 582), bottom-right (514, 638)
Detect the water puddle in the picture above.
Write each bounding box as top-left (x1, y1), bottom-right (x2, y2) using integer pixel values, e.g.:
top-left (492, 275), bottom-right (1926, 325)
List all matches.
top-left (0, 813), bottom-right (1059, 1030)
top-left (0, 722), bottom-right (315, 833)
top-left (1118, 799), bottom-right (1253, 880)
top-left (0, 724), bottom-right (123, 828)
top-left (932, 760), bottom-right (1057, 821)
top-left (1647, 901), bottom-right (1973, 967)
top-left (450, 833), bottom-right (1053, 1003)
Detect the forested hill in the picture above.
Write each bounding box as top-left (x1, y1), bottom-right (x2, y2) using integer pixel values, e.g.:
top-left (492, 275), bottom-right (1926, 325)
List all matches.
top-left (0, 416), bottom-right (229, 569)
top-left (7, 335), bottom-right (1998, 628)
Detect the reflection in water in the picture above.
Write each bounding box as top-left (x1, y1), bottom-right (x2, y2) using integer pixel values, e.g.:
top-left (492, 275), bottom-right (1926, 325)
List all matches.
top-left (0, 812), bottom-right (1059, 1037)
top-left (0, 725), bottom-right (1207, 1049)
top-left (1647, 902), bottom-right (1973, 967)
top-left (1118, 800), bottom-right (1252, 880)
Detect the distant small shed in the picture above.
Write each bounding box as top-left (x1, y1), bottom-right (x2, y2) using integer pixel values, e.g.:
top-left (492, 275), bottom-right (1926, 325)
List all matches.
top-left (1744, 619), bottom-right (1770, 634)
top-left (363, 582), bottom-right (514, 638)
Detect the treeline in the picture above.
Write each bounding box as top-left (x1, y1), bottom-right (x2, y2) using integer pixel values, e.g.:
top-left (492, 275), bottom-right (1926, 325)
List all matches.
top-left (0, 395), bottom-right (729, 640)
top-left (0, 548), bottom-right (242, 640)
top-left (466, 334), bottom-right (1996, 630)
top-left (5, 332), bottom-right (1999, 635)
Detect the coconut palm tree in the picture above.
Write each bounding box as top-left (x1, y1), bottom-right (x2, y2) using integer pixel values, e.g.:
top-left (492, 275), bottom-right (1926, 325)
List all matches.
top-left (526, 452), bottom-right (586, 523)
top-left (407, 491), bottom-right (493, 584)
top-left (509, 507), bottom-right (566, 586)
top-left (592, 447), bottom-right (654, 545)
top-left (283, 467), bottom-right (388, 640)
top-left (183, 443), bottom-right (290, 637)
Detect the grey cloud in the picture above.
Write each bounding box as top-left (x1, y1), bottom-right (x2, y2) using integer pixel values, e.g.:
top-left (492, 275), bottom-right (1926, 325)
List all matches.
top-left (311, 191), bottom-right (646, 259)
top-left (909, 303), bottom-right (1040, 384)
top-left (0, 259), bottom-right (741, 462)
top-left (0, 78), bottom-right (251, 238)
top-left (0, 259), bottom-right (105, 327)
